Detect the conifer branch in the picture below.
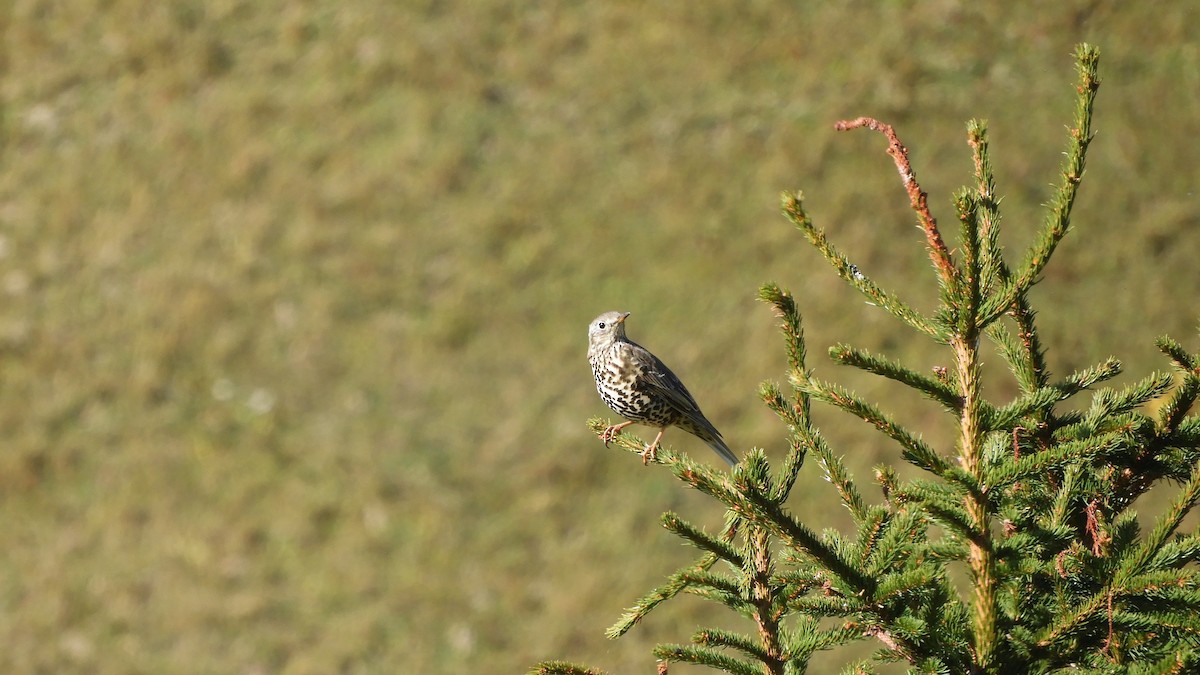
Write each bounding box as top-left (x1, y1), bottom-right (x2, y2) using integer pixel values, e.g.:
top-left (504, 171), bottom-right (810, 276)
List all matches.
top-left (954, 189), bottom-right (983, 334)
top-left (678, 571), bottom-right (756, 611)
top-left (1036, 590), bottom-right (1110, 653)
top-left (839, 658), bottom-right (875, 674)
top-left (871, 567), bottom-right (938, 607)
top-left (653, 644), bottom-right (760, 675)
top-left (984, 381), bottom-right (1083, 431)
top-left (1149, 533), bottom-right (1200, 570)
top-left (987, 430), bottom-right (1127, 488)
top-left (759, 285), bottom-right (812, 502)
top-left (894, 485), bottom-right (977, 543)
top-left (791, 622), bottom-right (867, 656)
top-left (982, 44), bottom-right (1100, 324)
top-left (740, 486), bottom-right (876, 594)
top-left (1062, 357), bottom-right (1125, 390)
top-left (970, 119), bottom-right (1047, 393)
top-left (855, 508), bottom-right (920, 579)
top-left (1116, 569), bottom-right (1200, 600)
top-left (833, 117), bottom-right (959, 292)
top-left (663, 457), bottom-right (871, 597)
top-left (759, 381), bottom-right (791, 421)
top-left (982, 355), bottom-right (1122, 432)
top-left (679, 570), bottom-right (747, 598)
top-left (605, 510), bottom-right (743, 639)
top-left (1109, 611), bottom-right (1200, 656)
top-left (796, 375), bottom-right (954, 477)
top-left (605, 560), bottom-right (719, 640)
top-left (1132, 651), bottom-right (1195, 675)
top-left (1171, 417), bottom-right (1200, 449)
top-left (1051, 375), bottom-right (1171, 453)
top-left (1158, 375), bottom-right (1200, 433)
top-left (811, 430), bottom-right (869, 522)
top-left (662, 512), bottom-right (745, 568)
top-left (1119, 464), bottom-right (1200, 580)
top-left (928, 540), bottom-right (970, 564)
top-left (829, 343), bottom-right (963, 412)
top-left (1047, 464), bottom-right (1084, 531)
top-left (693, 628), bottom-right (773, 663)
top-left (987, 322), bottom-right (1047, 395)
top-left (974, 116), bottom-right (1055, 404)
top-left (747, 525), bottom-right (787, 675)
top-left (781, 192), bottom-right (942, 339)
top-left (786, 594), bottom-right (868, 617)
top-left (759, 382), bottom-right (813, 503)
top-left (1158, 335), bottom-right (1200, 373)
top-left (1097, 373), bottom-right (1176, 418)
top-left (530, 661), bottom-right (610, 675)
top-left (951, 276), bottom-right (996, 667)
top-left (861, 623), bottom-right (919, 665)
top-left (853, 506), bottom-right (888, 561)
top-left (968, 120), bottom-right (1006, 305)
top-left (759, 283), bottom-right (808, 400)
top-left (587, 417), bottom-right (752, 472)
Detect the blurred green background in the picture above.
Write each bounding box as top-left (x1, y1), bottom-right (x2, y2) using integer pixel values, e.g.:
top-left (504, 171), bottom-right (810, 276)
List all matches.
top-left (3, 1), bottom-right (1199, 673)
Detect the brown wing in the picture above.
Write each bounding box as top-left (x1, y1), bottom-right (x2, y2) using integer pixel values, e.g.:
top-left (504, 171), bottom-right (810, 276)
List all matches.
top-left (627, 341), bottom-right (722, 437)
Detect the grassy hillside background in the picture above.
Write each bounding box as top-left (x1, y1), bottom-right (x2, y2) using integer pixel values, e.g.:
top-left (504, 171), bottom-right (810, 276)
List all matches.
top-left (3, 1), bottom-right (1199, 673)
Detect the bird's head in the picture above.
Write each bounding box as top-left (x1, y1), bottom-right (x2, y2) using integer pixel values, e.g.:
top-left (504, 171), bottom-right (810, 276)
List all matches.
top-left (588, 311), bottom-right (630, 351)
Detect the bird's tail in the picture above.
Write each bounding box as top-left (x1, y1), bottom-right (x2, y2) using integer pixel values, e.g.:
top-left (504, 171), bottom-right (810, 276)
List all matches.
top-left (705, 435), bottom-right (739, 467)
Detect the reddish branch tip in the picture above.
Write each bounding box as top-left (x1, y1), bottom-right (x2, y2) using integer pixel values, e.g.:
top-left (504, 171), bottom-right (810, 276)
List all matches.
top-left (834, 116), bottom-right (957, 284)
top-left (834, 117), bottom-right (888, 133)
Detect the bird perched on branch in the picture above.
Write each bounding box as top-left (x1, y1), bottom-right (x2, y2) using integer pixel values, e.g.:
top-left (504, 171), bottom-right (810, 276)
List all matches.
top-left (587, 311), bottom-right (738, 466)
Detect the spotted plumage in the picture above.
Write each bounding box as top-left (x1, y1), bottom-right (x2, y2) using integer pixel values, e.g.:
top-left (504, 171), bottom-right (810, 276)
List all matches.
top-left (587, 311), bottom-right (738, 466)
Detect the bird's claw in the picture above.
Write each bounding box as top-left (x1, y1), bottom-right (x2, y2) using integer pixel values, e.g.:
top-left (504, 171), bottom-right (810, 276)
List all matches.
top-left (600, 423), bottom-right (626, 447)
top-left (641, 442), bottom-right (659, 466)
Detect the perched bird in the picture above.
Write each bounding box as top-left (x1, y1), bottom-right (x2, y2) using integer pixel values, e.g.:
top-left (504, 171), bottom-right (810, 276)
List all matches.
top-left (587, 311), bottom-right (738, 466)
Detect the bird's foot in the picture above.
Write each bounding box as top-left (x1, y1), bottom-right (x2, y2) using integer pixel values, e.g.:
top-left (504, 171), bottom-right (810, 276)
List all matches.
top-left (601, 421), bottom-right (634, 447)
top-left (641, 429), bottom-right (666, 466)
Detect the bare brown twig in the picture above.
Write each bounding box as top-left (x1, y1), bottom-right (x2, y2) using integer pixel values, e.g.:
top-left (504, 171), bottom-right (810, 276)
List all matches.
top-left (835, 117), bottom-right (957, 287)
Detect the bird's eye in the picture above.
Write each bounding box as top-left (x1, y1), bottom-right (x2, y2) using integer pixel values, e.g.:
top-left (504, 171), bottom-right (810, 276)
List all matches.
top-left (598, 322), bottom-right (606, 329)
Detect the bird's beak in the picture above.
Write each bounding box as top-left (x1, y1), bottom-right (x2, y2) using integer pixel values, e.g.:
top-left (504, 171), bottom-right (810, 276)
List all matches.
top-left (617, 312), bottom-right (630, 323)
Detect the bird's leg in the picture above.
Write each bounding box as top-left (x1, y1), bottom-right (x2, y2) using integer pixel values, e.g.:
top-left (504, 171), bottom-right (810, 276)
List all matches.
top-left (642, 429), bottom-right (667, 465)
top-left (601, 421), bottom-right (635, 446)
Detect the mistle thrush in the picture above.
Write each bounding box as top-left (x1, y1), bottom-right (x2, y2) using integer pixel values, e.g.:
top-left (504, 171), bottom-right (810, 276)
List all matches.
top-left (587, 311), bottom-right (738, 466)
